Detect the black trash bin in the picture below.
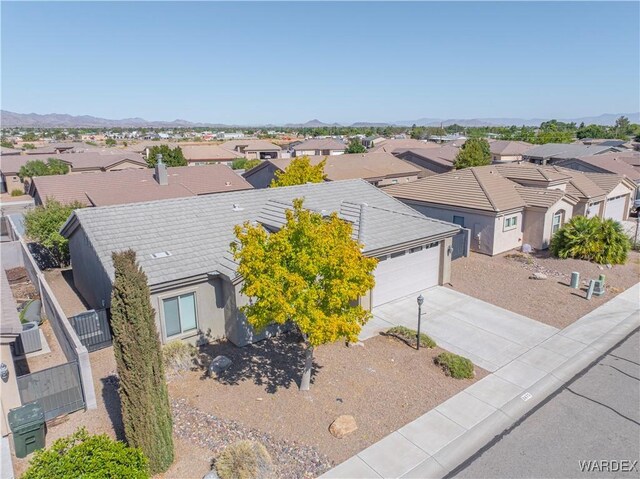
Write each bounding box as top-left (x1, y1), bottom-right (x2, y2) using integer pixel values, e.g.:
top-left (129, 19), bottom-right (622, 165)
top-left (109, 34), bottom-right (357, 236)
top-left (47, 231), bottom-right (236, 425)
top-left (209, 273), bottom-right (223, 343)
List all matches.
top-left (8, 402), bottom-right (45, 458)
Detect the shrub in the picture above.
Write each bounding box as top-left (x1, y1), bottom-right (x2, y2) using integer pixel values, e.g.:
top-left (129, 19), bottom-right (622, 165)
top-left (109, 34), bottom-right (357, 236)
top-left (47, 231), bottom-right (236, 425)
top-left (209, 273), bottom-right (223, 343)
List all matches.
top-left (215, 440), bottom-right (273, 479)
top-left (22, 427), bottom-right (149, 479)
top-left (434, 352), bottom-right (475, 379)
top-left (163, 340), bottom-right (197, 376)
top-left (10, 189), bottom-right (24, 197)
top-left (386, 325), bottom-right (436, 348)
top-left (550, 216), bottom-right (630, 265)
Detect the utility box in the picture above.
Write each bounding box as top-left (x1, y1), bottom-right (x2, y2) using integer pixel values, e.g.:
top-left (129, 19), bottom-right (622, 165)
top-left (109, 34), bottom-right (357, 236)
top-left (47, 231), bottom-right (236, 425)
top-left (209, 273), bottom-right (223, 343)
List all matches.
top-left (8, 402), bottom-right (46, 458)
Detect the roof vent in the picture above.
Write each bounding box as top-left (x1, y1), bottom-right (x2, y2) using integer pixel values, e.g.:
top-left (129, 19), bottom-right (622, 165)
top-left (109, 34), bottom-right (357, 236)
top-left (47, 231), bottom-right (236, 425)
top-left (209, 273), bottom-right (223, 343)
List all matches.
top-left (225, 181), bottom-right (232, 186)
top-left (150, 251), bottom-right (172, 259)
top-left (232, 203), bottom-right (244, 211)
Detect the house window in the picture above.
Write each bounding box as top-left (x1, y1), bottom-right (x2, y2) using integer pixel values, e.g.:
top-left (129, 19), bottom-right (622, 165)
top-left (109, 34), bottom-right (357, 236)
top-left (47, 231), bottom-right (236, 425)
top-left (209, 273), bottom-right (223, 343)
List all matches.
top-left (162, 293), bottom-right (197, 338)
top-left (503, 216), bottom-right (518, 231)
top-left (452, 215), bottom-right (465, 227)
top-left (552, 211), bottom-right (564, 234)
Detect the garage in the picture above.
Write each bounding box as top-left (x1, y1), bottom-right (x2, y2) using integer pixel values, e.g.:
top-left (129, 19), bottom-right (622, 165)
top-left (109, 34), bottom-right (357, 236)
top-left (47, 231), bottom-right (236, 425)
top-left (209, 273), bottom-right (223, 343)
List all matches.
top-left (603, 195), bottom-right (627, 221)
top-left (372, 243), bottom-right (441, 307)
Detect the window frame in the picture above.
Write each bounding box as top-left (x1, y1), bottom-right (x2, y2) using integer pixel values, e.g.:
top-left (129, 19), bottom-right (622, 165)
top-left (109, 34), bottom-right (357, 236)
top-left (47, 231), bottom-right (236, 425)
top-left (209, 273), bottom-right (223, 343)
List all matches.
top-left (160, 291), bottom-right (198, 340)
top-left (503, 215), bottom-right (518, 231)
top-left (552, 211), bottom-right (563, 234)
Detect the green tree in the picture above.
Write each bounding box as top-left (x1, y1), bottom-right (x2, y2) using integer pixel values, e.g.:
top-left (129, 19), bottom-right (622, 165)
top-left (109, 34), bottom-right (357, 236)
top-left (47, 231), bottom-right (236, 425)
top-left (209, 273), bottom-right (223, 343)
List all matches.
top-left (1, 140), bottom-right (15, 148)
top-left (231, 158), bottom-right (261, 170)
top-left (22, 131), bottom-right (39, 142)
top-left (22, 143), bottom-right (36, 150)
top-left (576, 124), bottom-right (608, 139)
top-left (614, 116), bottom-right (632, 138)
top-left (110, 250), bottom-right (174, 474)
top-left (24, 199), bottom-right (85, 266)
top-left (18, 158), bottom-right (70, 181)
top-left (146, 145), bottom-right (187, 167)
top-left (270, 156), bottom-right (326, 187)
top-left (550, 216), bottom-right (630, 265)
top-left (231, 199), bottom-right (377, 390)
top-left (453, 138), bottom-right (491, 169)
top-left (105, 138), bottom-right (117, 147)
top-left (345, 138), bottom-right (366, 154)
top-left (22, 428), bottom-right (148, 479)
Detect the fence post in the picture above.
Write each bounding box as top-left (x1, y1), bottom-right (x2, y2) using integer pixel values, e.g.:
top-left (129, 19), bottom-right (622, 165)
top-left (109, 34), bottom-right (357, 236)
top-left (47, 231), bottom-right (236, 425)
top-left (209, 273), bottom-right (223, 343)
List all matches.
top-left (76, 347), bottom-right (97, 410)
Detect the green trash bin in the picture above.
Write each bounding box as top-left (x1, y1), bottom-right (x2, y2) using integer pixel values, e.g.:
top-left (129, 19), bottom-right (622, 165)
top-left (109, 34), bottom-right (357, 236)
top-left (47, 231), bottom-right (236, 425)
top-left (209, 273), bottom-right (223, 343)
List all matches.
top-left (8, 402), bottom-right (46, 458)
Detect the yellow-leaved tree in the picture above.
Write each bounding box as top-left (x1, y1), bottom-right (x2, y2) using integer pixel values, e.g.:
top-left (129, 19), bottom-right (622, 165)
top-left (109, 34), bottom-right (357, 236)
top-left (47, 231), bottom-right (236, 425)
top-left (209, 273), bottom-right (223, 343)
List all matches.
top-left (231, 198), bottom-right (377, 390)
top-left (270, 156), bottom-right (327, 187)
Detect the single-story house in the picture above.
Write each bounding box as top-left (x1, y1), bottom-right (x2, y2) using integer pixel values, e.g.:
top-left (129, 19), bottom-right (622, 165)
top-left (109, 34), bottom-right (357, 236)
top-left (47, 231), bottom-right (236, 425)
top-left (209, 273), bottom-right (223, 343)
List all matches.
top-left (292, 138), bottom-right (346, 157)
top-left (523, 143), bottom-right (625, 165)
top-left (242, 152), bottom-right (422, 188)
top-left (221, 140), bottom-right (281, 160)
top-left (0, 146), bottom-right (21, 156)
top-left (384, 164), bottom-right (634, 256)
top-left (394, 146), bottom-right (460, 177)
top-left (61, 180), bottom-right (461, 346)
top-left (554, 151), bottom-right (640, 200)
top-left (30, 163), bottom-right (253, 206)
top-left (1, 152), bottom-right (147, 194)
top-left (489, 140), bottom-right (533, 163)
top-left (180, 145), bottom-right (245, 166)
top-left (368, 138), bottom-right (440, 154)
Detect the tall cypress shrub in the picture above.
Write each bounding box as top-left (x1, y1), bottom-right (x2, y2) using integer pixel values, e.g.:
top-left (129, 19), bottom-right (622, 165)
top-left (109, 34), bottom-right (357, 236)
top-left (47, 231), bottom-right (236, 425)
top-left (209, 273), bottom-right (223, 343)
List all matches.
top-left (110, 250), bottom-right (174, 474)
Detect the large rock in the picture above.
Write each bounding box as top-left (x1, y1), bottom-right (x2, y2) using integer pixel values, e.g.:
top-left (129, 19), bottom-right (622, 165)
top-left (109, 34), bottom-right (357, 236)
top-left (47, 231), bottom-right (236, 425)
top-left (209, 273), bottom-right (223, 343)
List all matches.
top-left (530, 272), bottom-right (547, 280)
top-left (329, 415), bottom-right (357, 439)
top-left (208, 355), bottom-right (232, 377)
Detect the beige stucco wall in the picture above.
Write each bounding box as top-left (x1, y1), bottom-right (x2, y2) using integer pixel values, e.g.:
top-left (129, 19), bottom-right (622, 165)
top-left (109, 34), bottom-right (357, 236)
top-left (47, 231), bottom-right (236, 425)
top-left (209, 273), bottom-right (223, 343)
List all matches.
top-left (492, 212), bottom-right (524, 254)
top-left (439, 237), bottom-right (453, 284)
top-left (492, 154), bottom-right (522, 163)
top-left (522, 199), bottom-right (575, 250)
top-left (151, 278), bottom-right (226, 346)
top-left (105, 161), bottom-right (146, 172)
top-left (2, 174), bottom-right (24, 194)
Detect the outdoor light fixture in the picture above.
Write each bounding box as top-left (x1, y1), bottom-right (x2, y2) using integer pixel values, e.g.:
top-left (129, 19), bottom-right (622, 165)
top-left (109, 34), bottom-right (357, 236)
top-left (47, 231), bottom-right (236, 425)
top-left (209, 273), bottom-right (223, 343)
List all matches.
top-left (0, 363), bottom-right (9, 382)
top-left (416, 294), bottom-right (424, 350)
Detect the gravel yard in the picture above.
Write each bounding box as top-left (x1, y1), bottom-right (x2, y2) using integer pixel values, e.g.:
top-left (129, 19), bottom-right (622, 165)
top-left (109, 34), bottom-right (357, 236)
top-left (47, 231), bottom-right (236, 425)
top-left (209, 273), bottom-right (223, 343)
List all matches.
top-left (450, 250), bottom-right (640, 329)
top-left (169, 331), bottom-right (487, 474)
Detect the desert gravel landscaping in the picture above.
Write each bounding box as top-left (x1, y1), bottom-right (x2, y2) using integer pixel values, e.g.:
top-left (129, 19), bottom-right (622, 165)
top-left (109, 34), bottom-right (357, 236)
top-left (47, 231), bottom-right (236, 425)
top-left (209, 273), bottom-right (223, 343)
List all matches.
top-left (450, 250), bottom-right (640, 329)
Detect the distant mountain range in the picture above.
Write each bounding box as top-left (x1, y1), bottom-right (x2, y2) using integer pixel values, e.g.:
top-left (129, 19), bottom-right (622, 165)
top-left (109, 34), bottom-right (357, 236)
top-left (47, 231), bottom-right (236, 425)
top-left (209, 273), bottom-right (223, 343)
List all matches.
top-left (2, 110), bottom-right (638, 129)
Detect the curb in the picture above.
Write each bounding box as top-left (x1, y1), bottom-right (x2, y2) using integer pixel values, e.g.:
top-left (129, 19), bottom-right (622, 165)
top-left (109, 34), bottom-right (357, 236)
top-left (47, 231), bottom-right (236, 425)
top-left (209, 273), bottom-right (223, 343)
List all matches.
top-left (437, 315), bottom-right (640, 479)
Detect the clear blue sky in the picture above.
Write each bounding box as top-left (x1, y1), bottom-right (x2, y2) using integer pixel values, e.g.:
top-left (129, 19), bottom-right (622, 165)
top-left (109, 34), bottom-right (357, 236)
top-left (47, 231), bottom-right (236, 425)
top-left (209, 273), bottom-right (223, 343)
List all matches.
top-left (2, 1), bottom-right (638, 125)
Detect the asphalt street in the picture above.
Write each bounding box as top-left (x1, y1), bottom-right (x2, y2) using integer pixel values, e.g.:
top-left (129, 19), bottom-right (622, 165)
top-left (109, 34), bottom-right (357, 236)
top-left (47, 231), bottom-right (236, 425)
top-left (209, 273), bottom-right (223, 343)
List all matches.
top-left (450, 329), bottom-right (640, 479)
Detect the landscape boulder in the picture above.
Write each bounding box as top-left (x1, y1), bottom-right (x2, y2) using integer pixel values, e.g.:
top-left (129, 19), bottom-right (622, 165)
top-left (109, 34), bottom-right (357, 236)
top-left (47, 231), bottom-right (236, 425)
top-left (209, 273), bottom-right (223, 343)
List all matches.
top-left (208, 355), bottom-right (232, 377)
top-left (329, 415), bottom-right (358, 439)
top-left (530, 272), bottom-right (547, 280)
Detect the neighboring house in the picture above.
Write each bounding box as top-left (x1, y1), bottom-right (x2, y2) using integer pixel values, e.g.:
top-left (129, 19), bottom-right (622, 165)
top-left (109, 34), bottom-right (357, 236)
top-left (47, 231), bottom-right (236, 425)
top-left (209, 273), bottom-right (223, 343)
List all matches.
top-left (368, 138), bottom-right (440, 154)
top-left (243, 152), bottom-right (422, 188)
top-left (554, 151), bottom-right (640, 200)
top-left (216, 132), bottom-right (245, 140)
top-left (0, 146), bottom-right (21, 156)
top-left (1, 152), bottom-right (147, 194)
top-left (180, 145), bottom-right (244, 166)
top-left (61, 180), bottom-right (461, 346)
top-left (489, 140), bottom-right (533, 163)
top-left (362, 136), bottom-right (386, 149)
top-left (394, 146), bottom-right (460, 177)
top-left (30, 163), bottom-right (253, 206)
top-left (221, 140), bottom-right (281, 160)
top-left (523, 143), bottom-right (624, 165)
top-left (0, 268), bottom-right (23, 437)
top-left (292, 138), bottom-right (346, 157)
top-left (384, 164), bottom-right (634, 256)
top-left (23, 142), bottom-right (99, 155)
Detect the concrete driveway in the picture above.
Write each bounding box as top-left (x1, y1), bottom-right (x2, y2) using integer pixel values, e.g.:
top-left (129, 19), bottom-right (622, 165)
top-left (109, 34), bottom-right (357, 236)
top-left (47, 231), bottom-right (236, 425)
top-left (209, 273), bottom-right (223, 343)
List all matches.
top-left (361, 287), bottom-right (559, 372)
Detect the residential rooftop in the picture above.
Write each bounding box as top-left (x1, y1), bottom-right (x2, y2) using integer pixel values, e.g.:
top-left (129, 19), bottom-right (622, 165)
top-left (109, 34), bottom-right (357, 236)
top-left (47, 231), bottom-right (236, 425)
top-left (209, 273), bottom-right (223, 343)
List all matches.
top-left (61, 179), bottom-right (459, 287)
top-left (32, 164), bottom-right (253, 206)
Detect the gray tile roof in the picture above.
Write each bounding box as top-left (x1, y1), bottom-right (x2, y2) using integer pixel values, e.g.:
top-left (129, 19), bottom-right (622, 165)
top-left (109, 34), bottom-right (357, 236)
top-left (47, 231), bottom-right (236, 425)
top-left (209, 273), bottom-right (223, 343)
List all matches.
top-left (523, 143), bottom-right (621, 160)
top-left (63, 179), bottom-right (458, 287)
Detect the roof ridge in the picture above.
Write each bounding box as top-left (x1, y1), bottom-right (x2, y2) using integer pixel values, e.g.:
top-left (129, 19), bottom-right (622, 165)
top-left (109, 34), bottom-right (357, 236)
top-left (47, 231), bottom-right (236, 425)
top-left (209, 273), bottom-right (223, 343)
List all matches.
top-left (470, 168), bottom-right (498, 211)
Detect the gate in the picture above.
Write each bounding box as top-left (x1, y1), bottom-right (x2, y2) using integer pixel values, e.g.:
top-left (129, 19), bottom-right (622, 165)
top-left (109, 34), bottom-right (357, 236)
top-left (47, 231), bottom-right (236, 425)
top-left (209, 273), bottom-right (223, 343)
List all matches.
top-left (17, 362), bottom-right (85, 421)
top-left (452, 228), bottom-right (470, 260)
top-left (69, 309), bottom-right (112, 352)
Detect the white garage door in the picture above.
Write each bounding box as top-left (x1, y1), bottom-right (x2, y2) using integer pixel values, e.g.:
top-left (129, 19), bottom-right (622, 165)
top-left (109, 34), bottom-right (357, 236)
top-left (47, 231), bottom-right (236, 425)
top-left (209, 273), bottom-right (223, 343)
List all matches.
top-left (604, 196), bottom-right (626, 221)
top-left (372, 244), bottom-right (441, 307)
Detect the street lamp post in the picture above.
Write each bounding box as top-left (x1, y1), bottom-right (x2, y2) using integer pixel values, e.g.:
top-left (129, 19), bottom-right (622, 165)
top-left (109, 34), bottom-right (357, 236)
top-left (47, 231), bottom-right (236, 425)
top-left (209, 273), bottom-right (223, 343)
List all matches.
top-left (416, 294), bottom-right (424, 350)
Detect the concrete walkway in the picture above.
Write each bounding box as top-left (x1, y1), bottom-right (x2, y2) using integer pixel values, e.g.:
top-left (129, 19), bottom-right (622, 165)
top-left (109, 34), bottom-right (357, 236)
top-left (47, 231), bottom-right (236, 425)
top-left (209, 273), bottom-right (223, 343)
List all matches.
top-left (361, 287), bottom-right (559, 372)
top-left (323, 284), bottom-right (640, 479)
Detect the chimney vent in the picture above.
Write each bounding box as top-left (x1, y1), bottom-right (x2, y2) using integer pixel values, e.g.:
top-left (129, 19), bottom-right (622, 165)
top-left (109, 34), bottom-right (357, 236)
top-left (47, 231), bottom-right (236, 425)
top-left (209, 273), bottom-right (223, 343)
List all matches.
top-left (232, 203), bottom-right (243, 211)
top-left (155, 154), bottom-right (168, 186)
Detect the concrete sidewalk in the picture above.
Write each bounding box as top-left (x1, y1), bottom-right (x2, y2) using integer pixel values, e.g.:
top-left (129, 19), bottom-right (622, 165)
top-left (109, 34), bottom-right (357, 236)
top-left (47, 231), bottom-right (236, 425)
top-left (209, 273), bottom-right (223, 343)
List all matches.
top-left (361, 287), bottom-right (558, 372)
top-left (322, 284), bottom-right (640, 479)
